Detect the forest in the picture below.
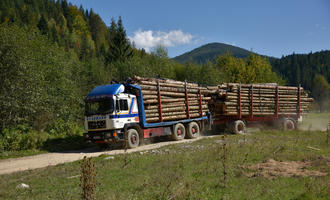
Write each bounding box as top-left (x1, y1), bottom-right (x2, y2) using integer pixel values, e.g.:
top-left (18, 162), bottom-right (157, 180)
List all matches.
top-left (0, 0), bottom-right (329, 151)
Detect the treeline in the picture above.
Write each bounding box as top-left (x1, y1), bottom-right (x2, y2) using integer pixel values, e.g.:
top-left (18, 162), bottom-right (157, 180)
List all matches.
top-left (271, 51), bottom-right (330, 111)
top-left (271, 51), bottom-right (330, 91)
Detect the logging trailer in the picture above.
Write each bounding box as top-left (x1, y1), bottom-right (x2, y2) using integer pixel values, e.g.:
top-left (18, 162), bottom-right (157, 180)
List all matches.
top-left (83, 83), bottom-right (210, 148)
top-left (209, 83), bottom-right (308, 134)
top-left (84, 77), bottom-right (312, 148)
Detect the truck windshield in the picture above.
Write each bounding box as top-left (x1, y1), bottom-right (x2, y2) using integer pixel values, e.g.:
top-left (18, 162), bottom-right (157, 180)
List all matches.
top-left (85, 99), bottom-right (114, 116)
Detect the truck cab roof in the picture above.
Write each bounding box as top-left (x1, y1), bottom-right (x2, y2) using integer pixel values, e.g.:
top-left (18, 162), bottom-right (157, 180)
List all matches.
top-left (88, 84), bottom-right (124, 96)
top-left (86, 84), bottom-right (125, 101)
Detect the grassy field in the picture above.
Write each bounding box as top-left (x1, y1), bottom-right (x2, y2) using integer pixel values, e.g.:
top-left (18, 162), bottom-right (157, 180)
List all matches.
top-left (0, 129), bottom-right (329, 200)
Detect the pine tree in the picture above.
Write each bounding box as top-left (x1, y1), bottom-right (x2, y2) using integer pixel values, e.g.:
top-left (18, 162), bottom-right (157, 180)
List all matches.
top-left (37, 14), bottom-right (48, 35)
top-left (51, 24), bottom-right (59, 43)
top-left (106, 17), bottom-right (132, 63)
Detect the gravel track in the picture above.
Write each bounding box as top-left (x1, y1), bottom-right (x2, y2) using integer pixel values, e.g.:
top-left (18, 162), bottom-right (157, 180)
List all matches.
top-left (0, 136), bottom-right (214, 175)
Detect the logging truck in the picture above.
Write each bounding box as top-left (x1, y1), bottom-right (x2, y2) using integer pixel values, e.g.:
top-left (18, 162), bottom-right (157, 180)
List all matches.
top-left (84, 76), bottom-right (312, 148)
top-left (83, 82), bottom-right (211, 148)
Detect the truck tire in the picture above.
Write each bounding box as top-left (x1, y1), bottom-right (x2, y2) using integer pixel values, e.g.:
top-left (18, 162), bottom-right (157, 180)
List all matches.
top-left (230, 120), bottom-right (246, 134)
top-left (171, 123), bottom-right (185, 141)
top-left (186, 122), bottom-right (200, 139)
top-left (283, 118), bottom-right (296, 131)
top-left (126, 129), bottom-right (140, 149)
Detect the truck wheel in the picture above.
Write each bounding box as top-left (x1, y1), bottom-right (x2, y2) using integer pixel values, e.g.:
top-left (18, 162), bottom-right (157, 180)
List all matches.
top-left (172, 123), bottom-right (185, 141)
top-left (230, 120), bottom-right (246, 134)
top-left (186, 122), bottom-right (200, 139)
top-left (126, 129), bottom-right (140, 149)
top-left (283, 118), bottom-right (296, 131)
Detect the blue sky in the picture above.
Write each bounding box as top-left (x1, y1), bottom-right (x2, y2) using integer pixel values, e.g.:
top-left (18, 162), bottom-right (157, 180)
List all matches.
top-left (68, 0), bottom-right (330, 58)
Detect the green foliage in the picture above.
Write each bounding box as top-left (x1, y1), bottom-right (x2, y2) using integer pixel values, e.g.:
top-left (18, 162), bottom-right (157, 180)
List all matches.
top-left (0, 125), bottom-right (48, 151)
top-left (48, 119), bottom-right (83, 136)
top-left (151, 44), bottom-right (169, 59)
top-left (216, 52), bottom-right (284, 84)
top-left (37, 14), bottom-right (48, 34)
top-left (271, 51), bottom-right (330, 92)
top-left (312, 75), bottom-right (330, 112)
top-left (0, 24), bottom-right (81, 130)
top-left (106, 17), bottom-right (133, 63)
top-left (0, 0), bottom-right (110, 61)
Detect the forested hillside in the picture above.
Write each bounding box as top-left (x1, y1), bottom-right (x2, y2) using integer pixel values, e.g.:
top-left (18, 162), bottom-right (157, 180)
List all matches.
top-left (173, 42), bottom-right (253, 63)
top-left (0, 0), bottom-right (109, 60)
top-left (271, 51), bottom-right (330, 91)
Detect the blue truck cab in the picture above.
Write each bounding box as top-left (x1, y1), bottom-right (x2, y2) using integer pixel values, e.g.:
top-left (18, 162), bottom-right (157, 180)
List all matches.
top-left (84, 83), bottom-right (210, 148)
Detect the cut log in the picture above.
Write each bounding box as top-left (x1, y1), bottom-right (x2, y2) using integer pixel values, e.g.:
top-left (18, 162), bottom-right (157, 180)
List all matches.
top-left (146, 113), bottom-right (206, 122)
top-left (145, 110), bottom-right (202, 118)
top-left (132, 75), bottom-right (199, 87)
top-left (144, 105), bottom-right (208, 114)
top-left (226, 83), bottom-right (304, 90)
top-left (225, 92), bottom-right (308, 98)
top-left (145, 102), bottom-right (204, 109)
top-left (141, 85), bottom-right (206, 94)
top-left (225, 95), bottom-right (313, 102)
top-left (141, 90), bottom-right (201, 97)
top-left (215, 112), bottom-right (307, 116)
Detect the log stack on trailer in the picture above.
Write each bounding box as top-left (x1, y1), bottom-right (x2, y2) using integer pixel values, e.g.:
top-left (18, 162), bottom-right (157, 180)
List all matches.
top-left (131, 76), bottom-right (217, 123)
top-left (208, 83), bottom-right (313, 120)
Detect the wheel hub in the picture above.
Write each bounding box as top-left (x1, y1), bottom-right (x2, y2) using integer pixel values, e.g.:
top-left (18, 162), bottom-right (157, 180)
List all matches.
top-left (177, 129), bottom-right (182, 135)
top-left (131, 135), bottom-right (137, 143)
top-left (286, 122), bottom-right (294, 130)
top-left (238, 124), bottom-right (243, 131)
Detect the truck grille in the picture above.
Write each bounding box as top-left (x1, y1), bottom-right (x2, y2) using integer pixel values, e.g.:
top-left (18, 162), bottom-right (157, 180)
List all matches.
top-left (88, 120), bottom-right (106, 129)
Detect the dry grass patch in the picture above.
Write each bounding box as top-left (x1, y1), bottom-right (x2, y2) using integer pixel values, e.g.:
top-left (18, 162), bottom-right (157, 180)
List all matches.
top-left (245, 156), bottom-right (329, 178)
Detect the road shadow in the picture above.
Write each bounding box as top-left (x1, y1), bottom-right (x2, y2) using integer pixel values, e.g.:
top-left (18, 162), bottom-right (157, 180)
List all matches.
top-left (41, 131), bottom-right (226, 154)
top-left (42, 135), bottom-right (98, 153)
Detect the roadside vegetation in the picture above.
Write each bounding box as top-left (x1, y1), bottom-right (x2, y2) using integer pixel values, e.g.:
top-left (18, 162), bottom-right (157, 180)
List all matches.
top-left (0, 129), bottom-right (329, 199)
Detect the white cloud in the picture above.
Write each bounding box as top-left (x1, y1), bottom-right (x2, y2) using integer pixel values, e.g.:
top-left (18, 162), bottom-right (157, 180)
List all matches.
top-left (129, 29), bottom-right (193, 52)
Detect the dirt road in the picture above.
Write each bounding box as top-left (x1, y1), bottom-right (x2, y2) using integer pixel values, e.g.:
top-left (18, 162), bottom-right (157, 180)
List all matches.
top-left (0, 136), bottom-right (213, 175)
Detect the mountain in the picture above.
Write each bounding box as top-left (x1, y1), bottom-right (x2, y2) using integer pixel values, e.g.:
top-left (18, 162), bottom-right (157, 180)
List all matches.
top-left (173, 42), bottom-right (254, 63)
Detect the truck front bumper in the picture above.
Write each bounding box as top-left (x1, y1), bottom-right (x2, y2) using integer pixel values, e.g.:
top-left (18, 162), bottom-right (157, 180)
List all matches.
top-left (84, 130), bottom-right (124, 143)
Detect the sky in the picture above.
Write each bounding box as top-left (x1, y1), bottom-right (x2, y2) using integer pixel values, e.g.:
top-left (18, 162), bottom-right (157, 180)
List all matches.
top-left (68, 0), bottom-right (330, 58)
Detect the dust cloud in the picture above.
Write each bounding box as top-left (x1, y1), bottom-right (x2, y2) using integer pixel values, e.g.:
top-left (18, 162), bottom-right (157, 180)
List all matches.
top-left (299, 112), bottom-right (330, 131)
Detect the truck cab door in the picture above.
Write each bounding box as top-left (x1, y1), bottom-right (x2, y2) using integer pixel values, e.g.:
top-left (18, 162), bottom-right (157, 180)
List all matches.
top-left (114, 95), bottom-right (129, 128)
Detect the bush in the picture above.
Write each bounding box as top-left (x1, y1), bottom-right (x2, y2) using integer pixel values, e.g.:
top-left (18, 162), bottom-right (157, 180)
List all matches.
top-left (0, 120), bottom-right (84, 152)
top-left (0, 125), bottom-right (48, 151)
top-left (48, 119), bottom-right (83, 137)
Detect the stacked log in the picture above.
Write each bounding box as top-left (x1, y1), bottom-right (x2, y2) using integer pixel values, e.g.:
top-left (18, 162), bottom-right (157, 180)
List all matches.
top-left (131, 76), bottom-right (215, 123)
top-left (209, 83), bottom-right (313, 118)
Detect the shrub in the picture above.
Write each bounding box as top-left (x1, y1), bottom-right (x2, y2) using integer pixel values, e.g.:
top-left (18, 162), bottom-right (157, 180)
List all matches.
top-left (48, 119), bottom-right (83, 137)
top-left (0, 125), bottom-right (48, 151)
